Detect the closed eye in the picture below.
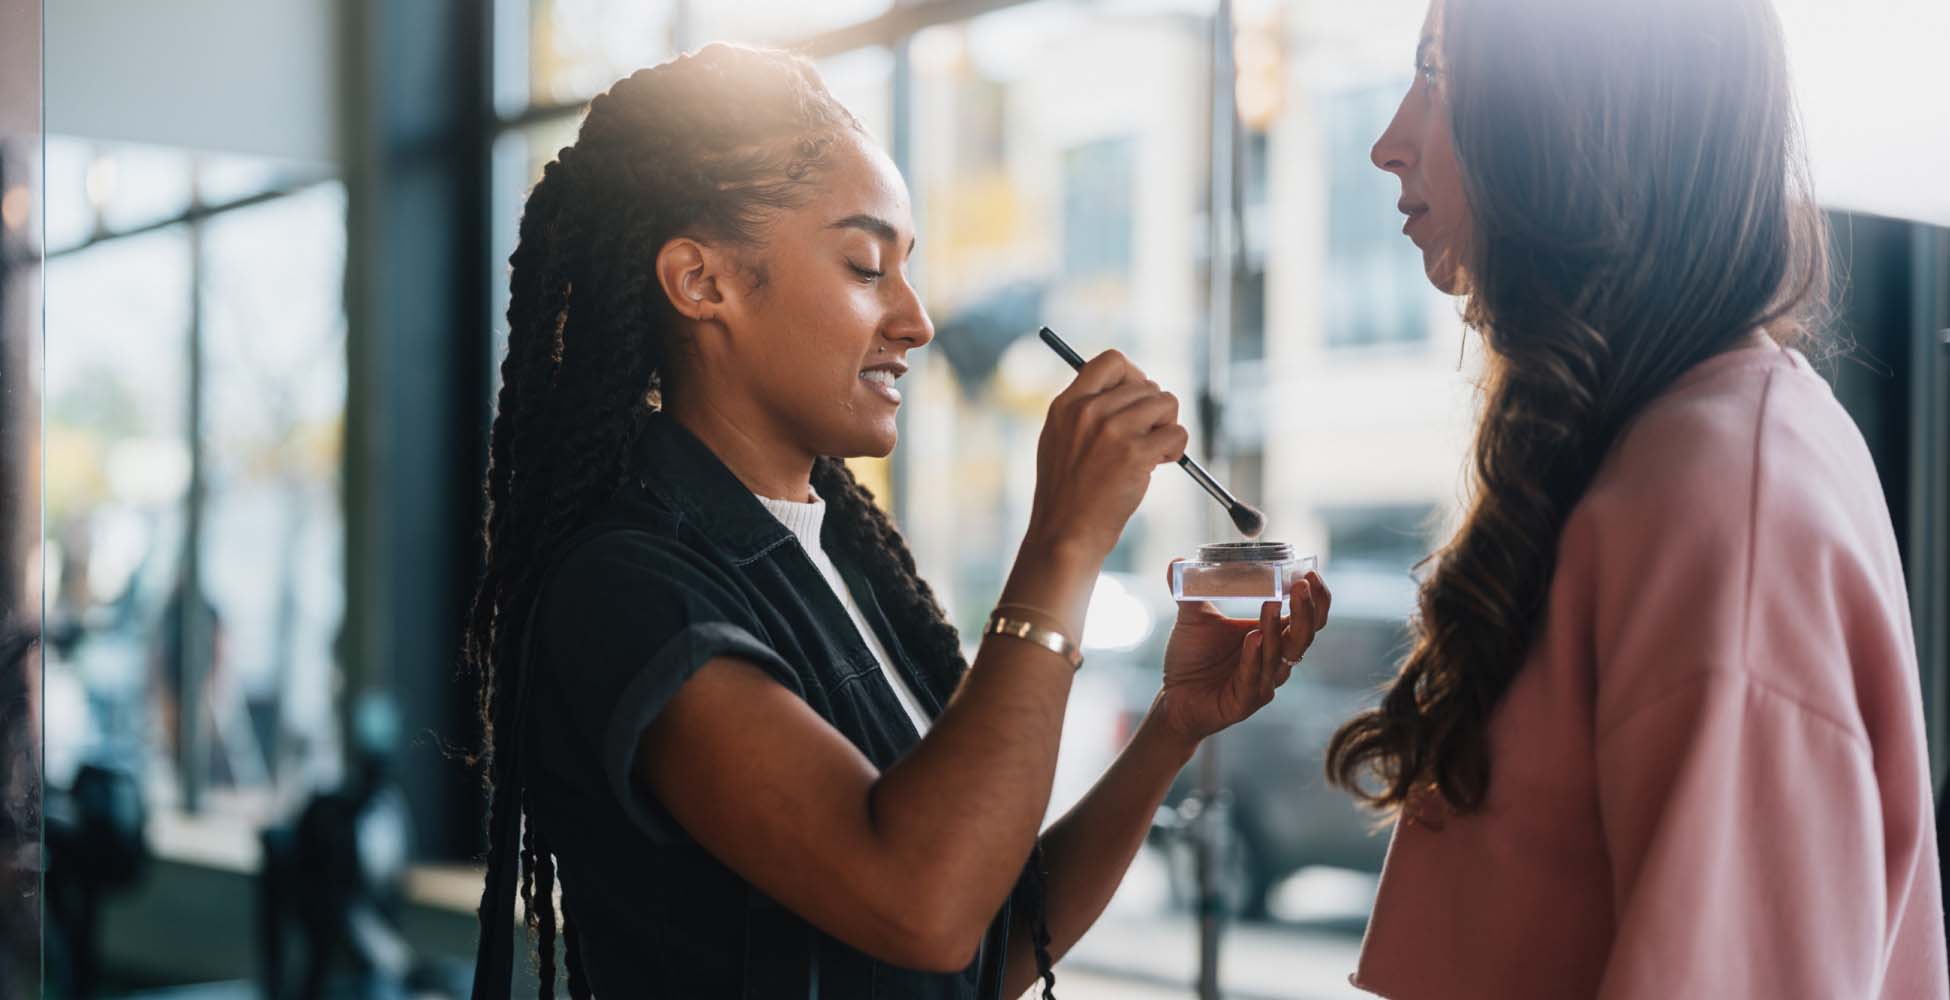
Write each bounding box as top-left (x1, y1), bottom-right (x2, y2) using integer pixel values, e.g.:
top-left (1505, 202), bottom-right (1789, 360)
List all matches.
top-left (848, 261), bottom-right (885, 281)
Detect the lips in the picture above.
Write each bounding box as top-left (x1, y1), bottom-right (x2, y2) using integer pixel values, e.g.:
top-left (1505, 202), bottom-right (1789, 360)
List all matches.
top-left (1398, 199), bottom-right (1431, 242)
top-left (859, 360), bottom-right (908, 404)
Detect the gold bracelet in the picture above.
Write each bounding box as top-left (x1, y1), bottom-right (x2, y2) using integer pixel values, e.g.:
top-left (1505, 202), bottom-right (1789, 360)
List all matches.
top-left (984, 612), bottom-right (1084, 670)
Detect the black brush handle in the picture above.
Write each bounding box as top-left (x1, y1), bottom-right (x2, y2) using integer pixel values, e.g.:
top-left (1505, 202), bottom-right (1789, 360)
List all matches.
top-left (1035, 326), bottom-right (1242, 512)
top-left (1038, 326), bottom-right (1087, 368)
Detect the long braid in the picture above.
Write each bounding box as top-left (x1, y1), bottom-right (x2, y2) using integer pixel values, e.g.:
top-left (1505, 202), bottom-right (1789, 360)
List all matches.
top-left (810, 459), bottom-right (965, 690)
top-left (470, 149), bottom-right (578, 1000)
top-left (1027, 843), bottom-right (1058, 999)
top-left (532, 826), bottom-right (560, 998)
top-left (813, 457), bottom-right (1060, 994)
top-left (465, 45), bottom-right (866, 1000)
top-left (562, 911), bottom-right (590, 998)
top-left (468, 164), bottom-right (578, 957)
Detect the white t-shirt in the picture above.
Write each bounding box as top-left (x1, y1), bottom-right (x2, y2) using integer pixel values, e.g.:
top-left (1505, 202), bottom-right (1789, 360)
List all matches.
top-left (753, 493), bottom-right (934, 737)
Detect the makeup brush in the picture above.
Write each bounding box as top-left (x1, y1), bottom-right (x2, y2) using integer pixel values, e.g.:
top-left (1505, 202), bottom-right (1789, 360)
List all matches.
top-left (1037, 326), bottom-right (1267, 539)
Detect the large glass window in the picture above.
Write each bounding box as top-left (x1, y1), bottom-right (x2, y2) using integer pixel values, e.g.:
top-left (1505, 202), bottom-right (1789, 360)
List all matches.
top-left (1322, 84), bottom-right (1429, 350)
top-left (199, 184), bottom-right (350, 805)
top-left (43, 140), bottom-right (348, 827)
top-left (526, 0), bottom-right (895, 108)
top-left (44, 226), bottom-right (194, 794)
top-left (1062, 136), bottom-right (1137, 279)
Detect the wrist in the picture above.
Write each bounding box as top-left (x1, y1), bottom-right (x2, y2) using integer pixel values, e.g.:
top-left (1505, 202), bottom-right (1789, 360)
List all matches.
top-left (1137, 699), bottom-right (1202, 764)
top-left (1000, 527), bottom-right (1105, 636)
top-left (1020, 519), bottom-right (1110, 568)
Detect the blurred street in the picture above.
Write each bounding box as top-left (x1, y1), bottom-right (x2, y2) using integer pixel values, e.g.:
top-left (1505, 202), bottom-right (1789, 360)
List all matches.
top-left (1015, 845), bottom-right (1374, 999)
top-left (1051, 919), bottom-right (1367, 1000)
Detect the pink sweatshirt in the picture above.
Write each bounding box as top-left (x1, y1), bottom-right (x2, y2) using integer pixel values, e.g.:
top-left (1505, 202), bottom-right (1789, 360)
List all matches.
top-left (1351, 339), bottom-right (1949, 999)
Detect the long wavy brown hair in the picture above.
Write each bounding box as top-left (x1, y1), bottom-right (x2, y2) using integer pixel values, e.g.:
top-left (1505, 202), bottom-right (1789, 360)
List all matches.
top-left (1326, 0), bottom-right (1831, 814)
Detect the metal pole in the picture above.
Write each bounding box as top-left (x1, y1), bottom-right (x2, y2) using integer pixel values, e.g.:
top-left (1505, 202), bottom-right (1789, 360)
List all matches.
top-left (1914, 226), bottom-right (1950, 788)
top-left (178, 183), bottom-right (212, 813)
top-left (1195, 2), bottom-right (1239, 998)
top-left (889, 19), bottom-right (917, 522)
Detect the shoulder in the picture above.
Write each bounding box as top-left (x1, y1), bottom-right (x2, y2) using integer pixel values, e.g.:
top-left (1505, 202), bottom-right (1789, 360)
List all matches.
top-left (1563, 348), bottom-right (1906, 730)
top-left (534, 522), bottom-right (758, 642)
top-left (1569, 349), bottom-right (1880, 570)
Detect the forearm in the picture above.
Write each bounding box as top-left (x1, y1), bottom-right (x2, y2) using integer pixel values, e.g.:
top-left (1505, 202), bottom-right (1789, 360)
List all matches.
top-left (867, 530), bottom-right (1103, 940)
top-left (1002, 703), bottom-right (1198, 995)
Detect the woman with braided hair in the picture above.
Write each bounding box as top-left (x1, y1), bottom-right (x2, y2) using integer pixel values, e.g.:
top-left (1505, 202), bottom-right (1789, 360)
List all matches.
top-left (466, 44), bottom-right (1329, 999)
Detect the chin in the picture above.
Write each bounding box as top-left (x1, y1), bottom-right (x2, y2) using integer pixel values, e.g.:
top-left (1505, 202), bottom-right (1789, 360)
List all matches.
top-left (1423, 248), bottom-right (1467, 296)
top-left (832, 424), bottom-right (898, 460)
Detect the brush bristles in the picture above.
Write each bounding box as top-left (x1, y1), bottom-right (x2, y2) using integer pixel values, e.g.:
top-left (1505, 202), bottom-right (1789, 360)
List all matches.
top-left (1229, 502), bottom-right (1266, 539)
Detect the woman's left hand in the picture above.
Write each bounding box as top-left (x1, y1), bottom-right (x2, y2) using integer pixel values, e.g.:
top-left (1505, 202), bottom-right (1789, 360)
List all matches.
top-left (1151, 565), bottom-right (1330, 747)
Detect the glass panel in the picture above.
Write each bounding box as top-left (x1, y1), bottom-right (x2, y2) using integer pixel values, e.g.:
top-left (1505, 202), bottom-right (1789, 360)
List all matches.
top-left (818, 45), bottom-right (894, 153)
top-left (527, 0), bottom-right (897, 107)
top-left (198, 183), bottom-right (350, 814)
top-left (44, 170), bottom-right (349, 837)
top-left (44, 229), bottom-right (193, 801)
top-left (1321, 85), bottom-right (1426, 350)
top-left (93, 143), bottom-right (195, 235)
top-left (687, 0), bottom-right (894, 46)
top-left (42, 137), bottom-right (95, 254)
top-left (197, 151), bottom-right (324, 206)
top-left (529, 0), bottom-right (678, 106)
top-left (40, 139), bottom-right (303, 253)
top-left (0, 0), bottom-right (43, 985)
top-left (41, 139), bottom-right (196, 247)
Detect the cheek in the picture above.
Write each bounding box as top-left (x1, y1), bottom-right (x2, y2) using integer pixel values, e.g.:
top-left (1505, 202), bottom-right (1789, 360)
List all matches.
top-left (1426, 123), bottom-right (1471, 243)
top-left (779, 293), bottom-right (883, 411)
top-left (755, 276), bottom-right (870, 363)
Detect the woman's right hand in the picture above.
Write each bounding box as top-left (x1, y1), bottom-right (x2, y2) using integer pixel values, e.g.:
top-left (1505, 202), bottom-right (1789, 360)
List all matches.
top-left (1025, 350), bottom-right (1189, 562)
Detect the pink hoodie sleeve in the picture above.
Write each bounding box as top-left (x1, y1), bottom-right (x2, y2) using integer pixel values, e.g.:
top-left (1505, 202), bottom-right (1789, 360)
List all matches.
top-left (1593, 670), bottom-right (1888, 997)
top-left (1582, 367), bottom-right (1941, 999)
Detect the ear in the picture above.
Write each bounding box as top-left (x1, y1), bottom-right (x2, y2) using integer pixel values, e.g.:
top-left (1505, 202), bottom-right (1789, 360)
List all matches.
top-left (655, 236), bottom-right (735, 324)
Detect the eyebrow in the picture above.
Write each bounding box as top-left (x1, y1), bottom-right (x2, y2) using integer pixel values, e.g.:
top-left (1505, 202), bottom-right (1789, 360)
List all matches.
top-left (1416, 35), bottom-right (1434, 67)
top-left (828, 213), bottom-right (917, 254)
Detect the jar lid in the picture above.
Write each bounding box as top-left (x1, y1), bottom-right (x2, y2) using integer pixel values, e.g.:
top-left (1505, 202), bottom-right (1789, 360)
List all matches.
top-left (1196, 541), bottom-right (1295, 563)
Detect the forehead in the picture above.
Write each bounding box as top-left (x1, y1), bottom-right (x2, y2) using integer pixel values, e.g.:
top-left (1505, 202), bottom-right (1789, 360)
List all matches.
top-left (1420, 0), bottom-right (1443, 44)
top-left (807, 133), bottom-right (912, 231)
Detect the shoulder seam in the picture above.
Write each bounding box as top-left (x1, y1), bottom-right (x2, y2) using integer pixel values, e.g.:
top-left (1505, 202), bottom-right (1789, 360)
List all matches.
top-left (1595, 666), bottom-right (1872, 757)
top-left (1736, 366), bottom-right (1774, 696)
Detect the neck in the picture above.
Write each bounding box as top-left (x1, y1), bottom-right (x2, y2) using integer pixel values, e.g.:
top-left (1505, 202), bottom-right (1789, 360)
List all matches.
top-left (663, 385), bottom-right (818, 502)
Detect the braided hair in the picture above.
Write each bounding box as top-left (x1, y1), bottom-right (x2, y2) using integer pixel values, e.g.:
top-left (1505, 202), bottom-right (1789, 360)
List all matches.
top-left (465, 44), bottom-right (1058, 997)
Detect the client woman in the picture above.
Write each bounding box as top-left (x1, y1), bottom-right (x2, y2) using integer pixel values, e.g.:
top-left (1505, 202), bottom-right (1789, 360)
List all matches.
top-left (1335, 0), bottom-right (1947, 996)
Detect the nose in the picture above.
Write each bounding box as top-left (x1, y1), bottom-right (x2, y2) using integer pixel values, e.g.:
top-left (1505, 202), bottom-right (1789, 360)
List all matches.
top-left (886, 272), bottom-right (934, 349)
top-left (1371, 91), bottom-right (1418, 176)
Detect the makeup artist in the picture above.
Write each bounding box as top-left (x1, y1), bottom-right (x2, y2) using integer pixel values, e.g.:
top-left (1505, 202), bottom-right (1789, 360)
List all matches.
top-left (465, 44), bottom-right (1331, 1000)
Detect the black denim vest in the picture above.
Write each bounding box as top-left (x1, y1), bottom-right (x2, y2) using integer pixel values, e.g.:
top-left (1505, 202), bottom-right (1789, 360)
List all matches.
top-left (489, 414), bottom-right (1015, 999)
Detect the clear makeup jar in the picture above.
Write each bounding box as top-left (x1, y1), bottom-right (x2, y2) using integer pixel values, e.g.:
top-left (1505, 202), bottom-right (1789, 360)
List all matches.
top-left (1170, 542), bottom-right (1318, 617)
